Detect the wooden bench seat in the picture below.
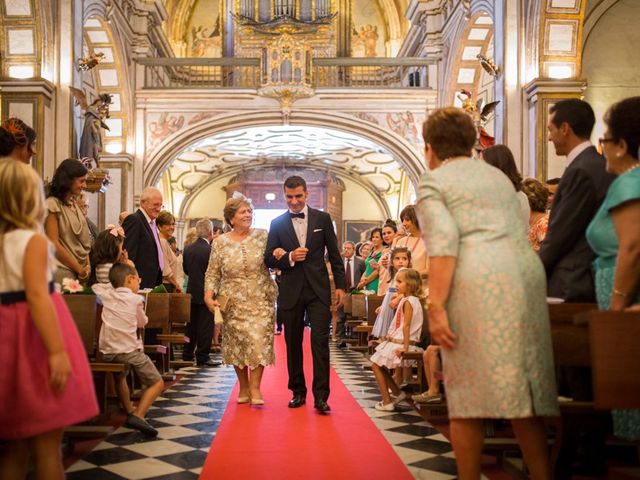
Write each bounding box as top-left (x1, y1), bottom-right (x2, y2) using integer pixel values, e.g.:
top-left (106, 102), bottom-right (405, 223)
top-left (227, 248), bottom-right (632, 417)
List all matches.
top-left (63, 295), bottom-right (127, 414)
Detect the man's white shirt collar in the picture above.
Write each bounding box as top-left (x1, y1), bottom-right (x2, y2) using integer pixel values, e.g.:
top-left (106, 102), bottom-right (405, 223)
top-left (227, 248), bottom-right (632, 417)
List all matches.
top-left (288, 204), bottom-right (309, 218)
top-left (566, 141), bottom-right (592, 165)
top-left (141, 208), bottom-right (153, 224)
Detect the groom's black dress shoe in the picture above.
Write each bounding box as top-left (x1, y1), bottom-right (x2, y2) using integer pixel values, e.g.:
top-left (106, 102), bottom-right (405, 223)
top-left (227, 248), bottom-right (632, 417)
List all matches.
top-left (288, 394), bottom-right (306, 408)
top-left (314, 400), bottom-right (331, 414)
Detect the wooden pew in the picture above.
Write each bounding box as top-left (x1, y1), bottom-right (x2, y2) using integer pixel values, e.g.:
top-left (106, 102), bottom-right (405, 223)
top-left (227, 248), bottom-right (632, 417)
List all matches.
top-left (167, 292), bottom-right (193, 369)
top-left (546, 303), bottom-right (613, 477)
top-left (63, 294), bottom-right (125, 443)
top-left (142, 293), bottom-right (172, 379)
top-left (399, 305), bottom-right (430, 394)
top-left (580, 310), bottom-right (640, 409)
top-left (63, 294), bottom-right (127, 378)
top-left (366, 295), bottom-right (384, 325)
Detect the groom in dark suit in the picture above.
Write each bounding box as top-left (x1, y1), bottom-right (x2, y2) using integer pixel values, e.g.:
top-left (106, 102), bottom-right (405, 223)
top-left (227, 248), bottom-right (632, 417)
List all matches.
top-left (265, 176), bottom-right (345, 413)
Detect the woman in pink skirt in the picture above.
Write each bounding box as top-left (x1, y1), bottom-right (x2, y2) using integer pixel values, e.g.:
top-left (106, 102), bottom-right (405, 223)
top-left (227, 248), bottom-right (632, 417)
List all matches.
top-left (0, 160), bottom-right (98, 479)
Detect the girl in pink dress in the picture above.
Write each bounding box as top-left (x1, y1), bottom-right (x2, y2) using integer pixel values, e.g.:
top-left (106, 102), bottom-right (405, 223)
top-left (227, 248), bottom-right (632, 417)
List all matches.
top-left (0, 160), bottom-right (98, 479)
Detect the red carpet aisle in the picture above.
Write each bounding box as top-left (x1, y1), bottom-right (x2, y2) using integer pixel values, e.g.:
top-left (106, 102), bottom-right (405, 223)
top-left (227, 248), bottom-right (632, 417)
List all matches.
top-left (201, 331), bottom-right (414, 479)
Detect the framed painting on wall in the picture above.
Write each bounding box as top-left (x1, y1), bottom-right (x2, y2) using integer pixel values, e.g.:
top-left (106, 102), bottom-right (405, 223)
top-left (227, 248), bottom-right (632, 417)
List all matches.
top-left (343, 220), bottom-right (381, 244)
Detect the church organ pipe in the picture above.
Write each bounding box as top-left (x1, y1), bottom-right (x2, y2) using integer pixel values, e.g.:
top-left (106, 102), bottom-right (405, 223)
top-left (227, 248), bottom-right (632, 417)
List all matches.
top-left (240, 0), bottom-right (255, 18)
top-left (300, 0), bottom-right (312, 21)
top-left (274, 0), bottom-right (296, 17)
top-left (259, 0), bottom-right (270, 22)
top-left (315, 0), bottom-right (328, 18)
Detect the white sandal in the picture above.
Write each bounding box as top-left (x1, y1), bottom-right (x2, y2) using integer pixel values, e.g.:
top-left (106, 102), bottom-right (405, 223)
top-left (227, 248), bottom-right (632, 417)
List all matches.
top-left (374, 401), bottom-right (395, 412)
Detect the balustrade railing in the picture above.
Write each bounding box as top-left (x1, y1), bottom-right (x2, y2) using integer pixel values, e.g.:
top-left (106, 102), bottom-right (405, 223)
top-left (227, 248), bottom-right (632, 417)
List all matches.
top-left (137, 57), bottom-right (434, 89)
top-left (138, 58), bottom-right (261, 89)
top-left (313, 58), bottom-right (432, 88)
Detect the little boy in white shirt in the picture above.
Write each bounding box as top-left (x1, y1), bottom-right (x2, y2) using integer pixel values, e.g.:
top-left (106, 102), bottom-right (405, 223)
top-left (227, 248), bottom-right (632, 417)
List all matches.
top-left (92, 263), bottom-right (164, 436)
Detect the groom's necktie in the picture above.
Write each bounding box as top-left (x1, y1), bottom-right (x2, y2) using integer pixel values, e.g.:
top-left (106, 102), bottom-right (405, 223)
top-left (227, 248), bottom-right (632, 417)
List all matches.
top-left (345, 258), bottom-right (352, 291)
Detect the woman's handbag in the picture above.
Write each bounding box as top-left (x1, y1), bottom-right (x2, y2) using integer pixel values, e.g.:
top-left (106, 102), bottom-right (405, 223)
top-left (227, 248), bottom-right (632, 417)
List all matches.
top-left (214, 306), bottom-right (224, 325)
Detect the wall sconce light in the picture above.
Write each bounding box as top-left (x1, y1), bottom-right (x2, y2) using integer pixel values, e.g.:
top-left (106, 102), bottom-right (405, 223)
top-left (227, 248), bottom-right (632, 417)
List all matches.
top-left (8, 65), bottom-right (35, 79)
top-left (104, 142), bottom-right (123, 154)
top-left (265, 192), bottom-right (276, 202)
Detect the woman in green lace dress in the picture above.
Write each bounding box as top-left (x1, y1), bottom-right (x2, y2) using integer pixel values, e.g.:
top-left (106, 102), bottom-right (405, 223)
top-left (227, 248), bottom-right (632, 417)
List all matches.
top-left (417, 107), bottom-right (558, 479)
top-left (586, 96), bottom-right (640, 441)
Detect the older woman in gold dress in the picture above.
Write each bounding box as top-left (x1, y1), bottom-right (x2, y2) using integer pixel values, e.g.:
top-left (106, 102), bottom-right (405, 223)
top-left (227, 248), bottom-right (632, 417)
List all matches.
top-left (204, 195), bottom-right (277, 405)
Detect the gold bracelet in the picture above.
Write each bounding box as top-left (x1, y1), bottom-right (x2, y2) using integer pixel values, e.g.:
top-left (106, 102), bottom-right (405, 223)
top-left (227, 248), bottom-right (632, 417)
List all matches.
top-left (612, 288), bottom-right (628, 297)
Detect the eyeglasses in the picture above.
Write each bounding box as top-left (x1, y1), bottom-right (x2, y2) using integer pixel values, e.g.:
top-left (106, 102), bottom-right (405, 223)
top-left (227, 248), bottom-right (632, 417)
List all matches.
top-left (598, 137), bottom-right (616, 146)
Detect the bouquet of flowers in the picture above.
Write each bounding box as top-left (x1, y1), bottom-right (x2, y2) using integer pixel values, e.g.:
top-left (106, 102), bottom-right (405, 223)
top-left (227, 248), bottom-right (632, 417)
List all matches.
top-left (61, 278), bottom-right (94, 295)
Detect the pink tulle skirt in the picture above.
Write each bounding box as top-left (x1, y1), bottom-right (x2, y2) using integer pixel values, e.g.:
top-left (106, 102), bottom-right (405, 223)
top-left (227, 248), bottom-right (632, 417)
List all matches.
top-left (0, 293), bottom-right (99, 439)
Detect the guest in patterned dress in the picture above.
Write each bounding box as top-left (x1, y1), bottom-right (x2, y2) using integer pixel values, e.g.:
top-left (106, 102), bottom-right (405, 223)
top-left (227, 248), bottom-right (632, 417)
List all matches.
top-left (522, 178), bottom-right (550, 252)
top-left (586, 96), bottom-right (640, 442)
top-left (204, 195), bottom-right (277, 405)
top-left (417, 107), bottom-right (558, 479)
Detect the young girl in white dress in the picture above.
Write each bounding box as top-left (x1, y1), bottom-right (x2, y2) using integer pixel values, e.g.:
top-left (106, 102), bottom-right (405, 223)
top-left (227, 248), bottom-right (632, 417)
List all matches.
top-left (371, 247), bottom-right (411, 339)
top-left (370, 268), bottom-right (424, 411)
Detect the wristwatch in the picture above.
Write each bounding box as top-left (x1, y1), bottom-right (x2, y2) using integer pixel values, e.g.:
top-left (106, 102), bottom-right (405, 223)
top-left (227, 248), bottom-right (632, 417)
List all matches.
top-left (426, 299), bottom-right (446, 312)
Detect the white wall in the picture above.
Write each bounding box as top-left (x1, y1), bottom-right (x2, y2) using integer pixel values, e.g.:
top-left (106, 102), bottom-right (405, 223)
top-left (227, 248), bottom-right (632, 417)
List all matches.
top-left (342, 177), bottom-right (387, 222)
top-left (583, 0), bottom-right (640, 142)
top-left (183, 175), bottom-right (229, 220)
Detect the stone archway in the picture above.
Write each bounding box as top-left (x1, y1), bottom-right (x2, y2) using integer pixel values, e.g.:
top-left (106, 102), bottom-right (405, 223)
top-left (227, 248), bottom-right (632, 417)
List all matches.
top-left (144, 109), bottom-right (426, 189)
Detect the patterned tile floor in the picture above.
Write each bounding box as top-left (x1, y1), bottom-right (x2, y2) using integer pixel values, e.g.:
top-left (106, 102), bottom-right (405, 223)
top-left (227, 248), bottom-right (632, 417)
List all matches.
top-left (63, 343), bottom-right (464, 479)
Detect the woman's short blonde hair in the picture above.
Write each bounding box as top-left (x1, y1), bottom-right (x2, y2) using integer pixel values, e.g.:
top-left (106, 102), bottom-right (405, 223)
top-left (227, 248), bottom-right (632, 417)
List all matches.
top-left (0, 158), bottom-right (45, 235)
top-left (223, 197), bottom-right (252, 227)
top-left (422, 107), bottom-right (477, 160)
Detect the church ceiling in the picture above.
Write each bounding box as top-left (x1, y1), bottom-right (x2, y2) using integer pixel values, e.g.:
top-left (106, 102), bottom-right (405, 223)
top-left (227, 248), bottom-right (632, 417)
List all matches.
top-left (166, 125), bottom-right (403, 195)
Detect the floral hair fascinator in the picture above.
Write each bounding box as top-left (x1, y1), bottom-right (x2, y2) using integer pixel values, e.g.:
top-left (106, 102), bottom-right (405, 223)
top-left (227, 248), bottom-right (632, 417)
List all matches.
top-left (106, 224), bottom-right (125, 238)
top-left (232, 190), bottom-right (253, 207)
top-left (1, 118), bottom-right (27, 146)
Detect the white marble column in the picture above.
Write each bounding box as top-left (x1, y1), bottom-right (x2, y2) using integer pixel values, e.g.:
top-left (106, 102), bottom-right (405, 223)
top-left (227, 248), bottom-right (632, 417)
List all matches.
top-left (494, 0), bottom-right (525, 169)
top-left (54, 0), bottom-right (75, 175)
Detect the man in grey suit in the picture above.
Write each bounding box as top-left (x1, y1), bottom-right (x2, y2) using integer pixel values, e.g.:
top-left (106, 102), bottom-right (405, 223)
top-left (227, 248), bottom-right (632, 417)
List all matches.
top-left (540, 99), bottom-right (615, 302)
top-left (337, 240), bottom-right (365, 341)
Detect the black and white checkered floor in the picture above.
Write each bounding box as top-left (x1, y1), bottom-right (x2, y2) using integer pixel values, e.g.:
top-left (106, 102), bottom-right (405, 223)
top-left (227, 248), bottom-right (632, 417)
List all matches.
top-left (64, 343), bottom-right (460, 479)
top-left (329, 344), bottom-right (459, 480)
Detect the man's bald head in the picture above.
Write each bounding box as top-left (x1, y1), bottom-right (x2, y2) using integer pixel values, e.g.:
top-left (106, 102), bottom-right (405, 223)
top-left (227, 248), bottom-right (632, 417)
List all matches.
top-left (140, 187), bottom-right (163, 220)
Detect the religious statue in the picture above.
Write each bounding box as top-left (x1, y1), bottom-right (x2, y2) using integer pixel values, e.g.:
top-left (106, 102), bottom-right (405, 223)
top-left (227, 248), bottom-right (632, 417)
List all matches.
top-left (191, 18), bottom-right (221, 58)
top-left (457, 89), bottom-right (500, 150)
top-left (359, 25), bottom-right (379, 57)
top-left (77, 52), bottom-right (105, 72)
top-left (69, 87), bottom-right (112, 163)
